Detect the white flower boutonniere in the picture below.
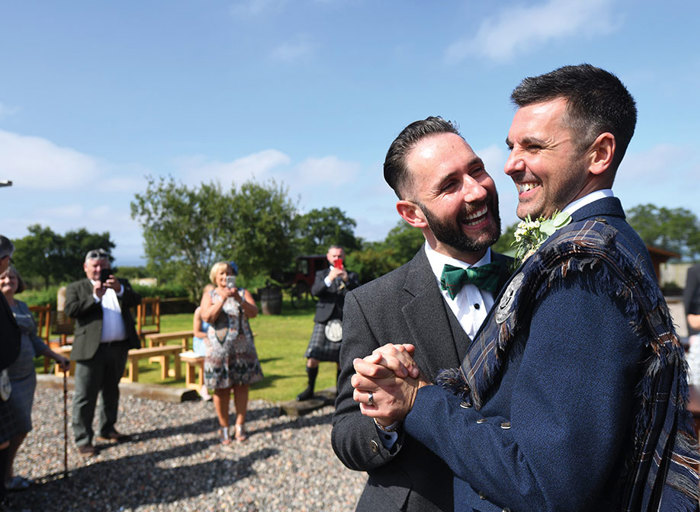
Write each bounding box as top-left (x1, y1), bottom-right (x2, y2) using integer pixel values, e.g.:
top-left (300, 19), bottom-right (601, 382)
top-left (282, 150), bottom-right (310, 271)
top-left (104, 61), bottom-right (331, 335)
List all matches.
top-left (512, 211), bottom-right (572, 264)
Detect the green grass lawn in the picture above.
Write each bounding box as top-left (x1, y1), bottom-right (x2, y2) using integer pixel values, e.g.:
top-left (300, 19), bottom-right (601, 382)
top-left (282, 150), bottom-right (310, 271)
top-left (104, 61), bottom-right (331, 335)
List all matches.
top-left (40, 299), bottom-right (340, 403)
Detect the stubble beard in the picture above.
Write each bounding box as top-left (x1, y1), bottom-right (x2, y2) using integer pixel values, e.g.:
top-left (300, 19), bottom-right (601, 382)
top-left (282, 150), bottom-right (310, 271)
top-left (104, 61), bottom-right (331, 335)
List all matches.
top-left (419, 197), bottom-right (501, 255)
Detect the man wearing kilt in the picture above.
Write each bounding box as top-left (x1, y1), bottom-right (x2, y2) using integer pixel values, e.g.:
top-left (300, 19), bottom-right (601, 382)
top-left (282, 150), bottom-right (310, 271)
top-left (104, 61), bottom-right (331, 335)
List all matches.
top-left (297, 245), bottom-right (359, 401)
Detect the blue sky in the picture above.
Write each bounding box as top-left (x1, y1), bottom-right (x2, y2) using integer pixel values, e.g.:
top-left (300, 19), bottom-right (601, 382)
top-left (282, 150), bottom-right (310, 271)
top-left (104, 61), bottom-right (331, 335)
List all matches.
top-left (1, 0), bottom-right (698, 266)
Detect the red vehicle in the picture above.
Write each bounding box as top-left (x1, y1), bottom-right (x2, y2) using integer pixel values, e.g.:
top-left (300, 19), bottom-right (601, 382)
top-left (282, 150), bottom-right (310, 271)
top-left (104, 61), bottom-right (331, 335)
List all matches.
top-left (289, 255), bottom-right (328, 307)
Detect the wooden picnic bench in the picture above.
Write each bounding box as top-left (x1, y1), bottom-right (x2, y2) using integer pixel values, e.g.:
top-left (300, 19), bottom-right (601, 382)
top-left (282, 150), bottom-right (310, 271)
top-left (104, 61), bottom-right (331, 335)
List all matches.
top-left (125, 345), bottom-right (182, 382)
top-left (145, 330), bottom-right (193, 351)
top-left (53, 344), bottom-right (182, 383)
top-left (179, 351), bottom-right (205, 390)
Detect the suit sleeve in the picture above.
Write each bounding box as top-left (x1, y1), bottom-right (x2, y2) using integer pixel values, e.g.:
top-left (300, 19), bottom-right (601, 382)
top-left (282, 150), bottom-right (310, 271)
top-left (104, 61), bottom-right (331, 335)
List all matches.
top-left (404, 277), bottom-right (643, 510)
top-left (332, 292), bottom-right (407, 471)
top-left (684, 267), bottom-right (700, 314)
top-left (119, 279), bottom-right (141, 308)
top-left (64, 282), bottom-right (101, 319)
top-left (311, 270), bottom-right (331, 298)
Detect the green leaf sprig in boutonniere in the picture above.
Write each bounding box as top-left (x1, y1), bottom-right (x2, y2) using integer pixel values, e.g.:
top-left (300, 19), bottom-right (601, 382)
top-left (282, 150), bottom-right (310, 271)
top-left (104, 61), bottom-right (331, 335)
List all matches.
top-left (512, 211), bottom-right (572, 264)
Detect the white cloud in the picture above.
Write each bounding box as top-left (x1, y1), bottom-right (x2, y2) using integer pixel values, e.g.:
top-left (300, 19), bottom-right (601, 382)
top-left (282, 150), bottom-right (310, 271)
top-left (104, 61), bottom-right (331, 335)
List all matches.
top-left (445, 0), bottom-right (617, 63)
top-left (37, 204), bottom-right (85, 219)
top-left (295, 156), bottom-right (360, 186)
top-left (0, 130), bottom-right (102, 189)
top-left (176, 149), bottom-right (291, 185)
top-left (230, 0), bottom-right (288, 17)
top-left (0, 102), bottom-right (19, 119)
top-left (269, 36), bottom-right (315, 63)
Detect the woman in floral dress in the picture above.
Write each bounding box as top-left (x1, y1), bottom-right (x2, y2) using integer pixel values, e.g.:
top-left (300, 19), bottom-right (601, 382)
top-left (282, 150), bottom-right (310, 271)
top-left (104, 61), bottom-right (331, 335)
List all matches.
top-left (200, 262), bottom-right (262, 444)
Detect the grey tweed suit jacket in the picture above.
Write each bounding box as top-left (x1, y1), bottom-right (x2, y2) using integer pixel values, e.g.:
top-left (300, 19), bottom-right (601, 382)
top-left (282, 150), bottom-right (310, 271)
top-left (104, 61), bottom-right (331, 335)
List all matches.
top-left (331, 246), bottom-right (511, 512)
top-left (64, 278), bottom-right (142, 361)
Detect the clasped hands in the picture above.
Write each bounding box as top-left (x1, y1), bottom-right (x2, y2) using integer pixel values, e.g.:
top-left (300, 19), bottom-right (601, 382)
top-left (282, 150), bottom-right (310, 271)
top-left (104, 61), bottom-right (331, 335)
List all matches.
top-left (351, 343), bottom-right (430, 427)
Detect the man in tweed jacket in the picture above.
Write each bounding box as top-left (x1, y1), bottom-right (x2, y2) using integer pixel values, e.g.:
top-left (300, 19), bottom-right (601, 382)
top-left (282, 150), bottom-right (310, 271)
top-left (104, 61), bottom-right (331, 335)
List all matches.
top-left (352, 65), bottom-right (700, 511)
top-left (332, 117), bottom-right (512, 511)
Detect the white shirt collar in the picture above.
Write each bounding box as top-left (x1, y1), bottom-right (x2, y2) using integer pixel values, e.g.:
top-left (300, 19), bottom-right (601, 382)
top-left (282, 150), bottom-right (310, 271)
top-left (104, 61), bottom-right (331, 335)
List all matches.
top-left (424, 242), bottom-right (492, 281)
top-left (562, 189), bottom-right (614, 216)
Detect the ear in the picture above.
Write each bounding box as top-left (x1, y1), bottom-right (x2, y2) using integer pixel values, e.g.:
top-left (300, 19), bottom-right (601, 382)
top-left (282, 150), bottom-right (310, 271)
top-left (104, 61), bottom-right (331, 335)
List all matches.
top-left (588, 132), bottom-right (615, 176)
top-left (396, 200), bottom-right (428, 229)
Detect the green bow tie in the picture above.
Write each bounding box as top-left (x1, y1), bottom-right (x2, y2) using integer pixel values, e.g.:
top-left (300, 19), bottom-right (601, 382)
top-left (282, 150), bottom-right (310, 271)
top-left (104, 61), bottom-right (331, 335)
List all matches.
top-left (440, 262), bottom-right (502, 299)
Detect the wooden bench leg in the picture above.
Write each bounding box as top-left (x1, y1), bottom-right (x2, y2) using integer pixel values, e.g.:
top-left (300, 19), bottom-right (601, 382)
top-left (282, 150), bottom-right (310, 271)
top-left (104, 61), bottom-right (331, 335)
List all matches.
top-left (160, 356), bottom-right (169, 380)
top-left (128, 358), bottom-right (138, 382)
top-left (173, 353), bottom-right (181, 380)
top-left (197, 360), bottom-right (204, 387)
top-left (185, 362), bottom-right (196, 387)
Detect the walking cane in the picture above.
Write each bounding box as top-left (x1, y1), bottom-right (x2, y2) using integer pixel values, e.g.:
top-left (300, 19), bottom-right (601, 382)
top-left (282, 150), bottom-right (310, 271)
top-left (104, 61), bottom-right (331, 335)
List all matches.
top-left (63, 368), bottom-right (68, 479)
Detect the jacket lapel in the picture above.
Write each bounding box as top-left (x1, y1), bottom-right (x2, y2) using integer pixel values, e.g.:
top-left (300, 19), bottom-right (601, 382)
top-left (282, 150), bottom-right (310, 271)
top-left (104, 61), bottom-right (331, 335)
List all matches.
top-left (401, 248), bottom-right (463, 378)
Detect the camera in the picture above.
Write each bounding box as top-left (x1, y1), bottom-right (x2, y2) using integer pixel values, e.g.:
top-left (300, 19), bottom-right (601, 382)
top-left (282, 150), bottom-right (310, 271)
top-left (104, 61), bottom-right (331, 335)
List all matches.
top-left (99, 268), bottom-right (112, 283)
top-left (226, 275), bottom-right (236, 289)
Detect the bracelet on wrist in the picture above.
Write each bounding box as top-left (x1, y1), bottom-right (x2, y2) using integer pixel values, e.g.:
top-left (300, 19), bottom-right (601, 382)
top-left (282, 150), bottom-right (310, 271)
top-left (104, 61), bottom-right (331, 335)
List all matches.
top-left (373, 418), bottom-right (401, 432)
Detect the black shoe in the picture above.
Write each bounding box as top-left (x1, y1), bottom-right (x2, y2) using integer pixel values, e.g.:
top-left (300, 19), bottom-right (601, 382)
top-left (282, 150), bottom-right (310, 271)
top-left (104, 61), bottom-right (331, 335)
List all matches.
top-left (96, 430), bottom-right (131, 443)
top-left (296, 387), bottom-right (314, 401)
top-left (77, 445), bottom-right (98, 458)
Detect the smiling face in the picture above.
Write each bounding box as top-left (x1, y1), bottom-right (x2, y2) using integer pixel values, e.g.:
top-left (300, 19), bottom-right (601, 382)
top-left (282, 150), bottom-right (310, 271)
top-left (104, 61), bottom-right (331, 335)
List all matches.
top-left (215, 264), bottom-right (233, 288)
top-left (505, 97), bottom-right (591, 220)
top-left (400, 132), bottom-right (500, 263)
top-left (0, 269), bottom-right (18, 297)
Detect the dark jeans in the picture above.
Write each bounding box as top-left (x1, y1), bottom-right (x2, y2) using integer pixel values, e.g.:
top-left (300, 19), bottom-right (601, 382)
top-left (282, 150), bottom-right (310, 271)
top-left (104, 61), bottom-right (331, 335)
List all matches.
top-left (72, 341), bottom-right (128, 446)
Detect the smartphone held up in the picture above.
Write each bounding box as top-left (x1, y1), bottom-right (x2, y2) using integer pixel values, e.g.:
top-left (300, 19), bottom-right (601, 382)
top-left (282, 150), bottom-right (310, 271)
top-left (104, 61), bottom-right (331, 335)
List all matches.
top-left (99, 268), bottom-right (112, 283)
top-left (226, 275), bottom-right (237, 289)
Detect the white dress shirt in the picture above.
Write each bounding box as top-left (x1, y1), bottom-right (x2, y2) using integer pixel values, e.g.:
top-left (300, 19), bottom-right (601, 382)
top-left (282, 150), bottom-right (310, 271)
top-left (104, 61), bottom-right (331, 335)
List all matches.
top-left (91, 281), bottom-right (127, 343)
top-left (562, 189), bottom-right (613, 216)
top-left (424, 242), bottom-right (495, 340)
top-left (376, 243), bottom-right (495, 447)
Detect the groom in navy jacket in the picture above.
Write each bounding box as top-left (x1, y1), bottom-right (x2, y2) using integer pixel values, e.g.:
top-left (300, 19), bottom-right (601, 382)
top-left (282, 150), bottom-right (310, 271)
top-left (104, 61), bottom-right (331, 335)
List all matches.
top-left (351, 64), bottom-right (700, 511)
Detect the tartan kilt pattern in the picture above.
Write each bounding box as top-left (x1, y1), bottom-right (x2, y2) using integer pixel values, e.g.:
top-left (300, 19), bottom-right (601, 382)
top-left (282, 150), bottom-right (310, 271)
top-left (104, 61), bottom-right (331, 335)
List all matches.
top-left (305, 322), bottom-right (341, 362)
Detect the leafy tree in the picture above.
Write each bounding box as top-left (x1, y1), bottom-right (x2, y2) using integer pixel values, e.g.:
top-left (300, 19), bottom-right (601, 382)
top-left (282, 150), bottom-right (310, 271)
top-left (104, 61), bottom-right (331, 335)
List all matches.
top-left (131, 177), bottom-right (236, 302)
top-left (344, 243), bottom-right (399, 284)
top-left (13, 225), bottom-right (115, 288)
top-left (294, 207), bottom-right (361, 255)
top-left (344, 220), bottom-right (424, 283)
top-left (59, 228), bottom-right (116, 282)
top-left (227, 180), bottom-right (297, 279)
top-left (627, 204), bottom-right (700, 260)
top-left (13, 224), bottom-right (62, 288)
top-left (131, 176), bottom-right (297, 302)
top-left (382, 220), bottom-right (424, 265)
top-left (491, 222), bottom-right (518, 256)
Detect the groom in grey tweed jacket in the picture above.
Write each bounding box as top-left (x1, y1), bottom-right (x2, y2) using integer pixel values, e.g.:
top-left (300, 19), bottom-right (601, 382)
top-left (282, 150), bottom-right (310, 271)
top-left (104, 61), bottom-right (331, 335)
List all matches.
top-left (331, 117), bottom-right (512, 511)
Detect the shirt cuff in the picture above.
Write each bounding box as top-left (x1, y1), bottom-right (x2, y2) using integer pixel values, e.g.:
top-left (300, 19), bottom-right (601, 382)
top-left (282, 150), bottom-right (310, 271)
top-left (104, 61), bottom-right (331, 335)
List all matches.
top-left (376, 425), bottom-right (399, 449)
top-left (324, 276), bottom-right (332, 287)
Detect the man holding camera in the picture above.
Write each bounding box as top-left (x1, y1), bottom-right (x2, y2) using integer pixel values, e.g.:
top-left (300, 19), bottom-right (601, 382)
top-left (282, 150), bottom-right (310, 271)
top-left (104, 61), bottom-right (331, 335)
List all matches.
top-left (65, 249), bottom-right (141, 457)
top-left (297, 245), bottom-right (359, 401)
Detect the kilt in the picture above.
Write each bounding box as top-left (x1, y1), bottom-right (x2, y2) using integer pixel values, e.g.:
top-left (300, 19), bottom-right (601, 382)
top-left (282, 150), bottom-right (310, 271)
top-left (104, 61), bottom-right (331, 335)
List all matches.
top-left (304, 322), bottom-right (341, 362)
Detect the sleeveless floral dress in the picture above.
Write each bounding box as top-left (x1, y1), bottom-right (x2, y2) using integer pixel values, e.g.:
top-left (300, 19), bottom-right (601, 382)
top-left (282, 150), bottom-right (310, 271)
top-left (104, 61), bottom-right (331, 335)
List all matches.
top-left (204, 289), bottom-right (263, 389)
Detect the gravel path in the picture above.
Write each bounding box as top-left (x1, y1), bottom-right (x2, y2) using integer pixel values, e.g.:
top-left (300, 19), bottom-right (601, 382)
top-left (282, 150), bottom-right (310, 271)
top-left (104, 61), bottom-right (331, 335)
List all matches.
top-left (6, 386), bottom-right (366, 511)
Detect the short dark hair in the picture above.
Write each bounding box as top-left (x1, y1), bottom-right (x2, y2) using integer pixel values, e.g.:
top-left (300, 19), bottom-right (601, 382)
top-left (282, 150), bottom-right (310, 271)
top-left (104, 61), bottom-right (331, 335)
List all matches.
top-left (384, 116), bottom-right (462, 199)
top-left (0, 235), bottom-right (14, 260)
top-left (511, 64), bottom-right (637, 172)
